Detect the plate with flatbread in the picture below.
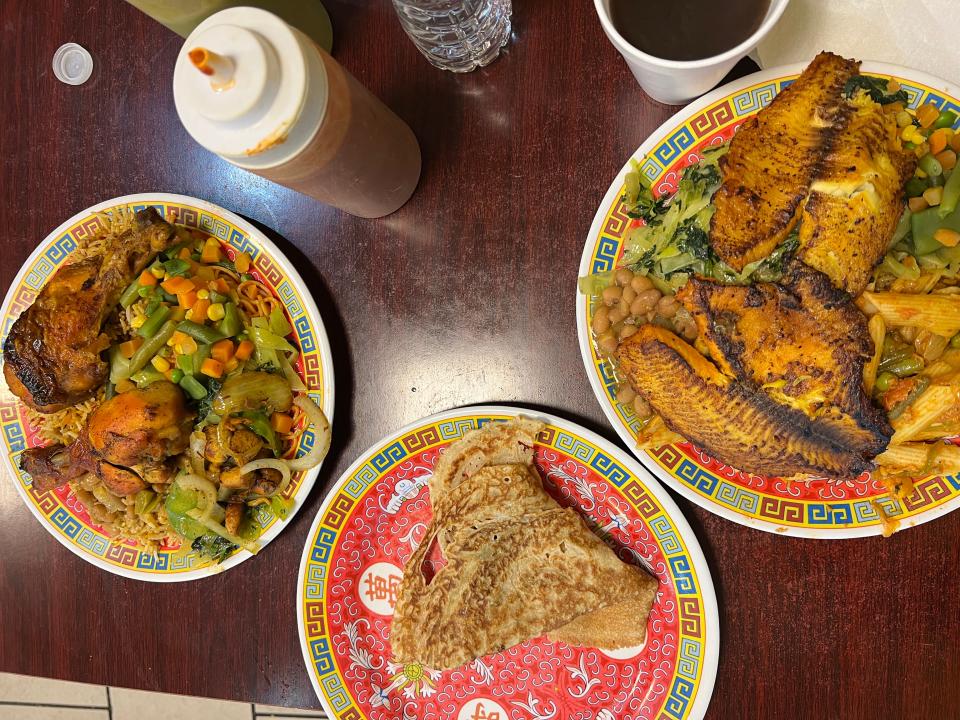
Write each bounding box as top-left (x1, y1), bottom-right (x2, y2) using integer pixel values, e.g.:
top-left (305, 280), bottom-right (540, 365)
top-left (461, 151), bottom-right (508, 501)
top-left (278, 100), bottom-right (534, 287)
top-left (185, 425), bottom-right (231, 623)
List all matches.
top-left (297, 406), bottom-right (717, 720)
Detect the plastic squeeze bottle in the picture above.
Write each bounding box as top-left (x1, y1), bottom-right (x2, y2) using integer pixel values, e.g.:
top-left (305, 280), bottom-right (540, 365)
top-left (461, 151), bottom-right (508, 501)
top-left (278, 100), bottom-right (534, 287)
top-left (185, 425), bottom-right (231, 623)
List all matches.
top-left (173, 7), bottom-right (421, 218)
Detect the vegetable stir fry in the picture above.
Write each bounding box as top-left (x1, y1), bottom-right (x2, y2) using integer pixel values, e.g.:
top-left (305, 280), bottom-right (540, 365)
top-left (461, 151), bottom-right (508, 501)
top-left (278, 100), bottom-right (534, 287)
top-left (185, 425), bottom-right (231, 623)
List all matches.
top-left (108, 228), bottom-right (330, 562)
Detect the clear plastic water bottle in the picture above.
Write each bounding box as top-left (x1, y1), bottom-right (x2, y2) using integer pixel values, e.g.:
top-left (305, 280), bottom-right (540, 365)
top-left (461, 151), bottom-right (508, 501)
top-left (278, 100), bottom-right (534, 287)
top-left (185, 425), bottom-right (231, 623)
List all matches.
top-left (392, 0), bottom-right (512, 72)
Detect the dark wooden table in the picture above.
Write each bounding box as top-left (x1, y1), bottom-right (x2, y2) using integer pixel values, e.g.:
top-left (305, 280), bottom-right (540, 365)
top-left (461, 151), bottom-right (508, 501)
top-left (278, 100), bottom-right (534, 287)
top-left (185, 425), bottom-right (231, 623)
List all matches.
top-left (1, 0), bottom-right (958, 717)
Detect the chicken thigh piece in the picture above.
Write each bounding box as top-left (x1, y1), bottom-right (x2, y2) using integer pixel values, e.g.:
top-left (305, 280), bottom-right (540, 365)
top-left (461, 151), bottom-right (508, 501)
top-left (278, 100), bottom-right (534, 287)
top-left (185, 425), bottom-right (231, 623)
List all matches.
top-left (20, 382), bottom-right (195, 496)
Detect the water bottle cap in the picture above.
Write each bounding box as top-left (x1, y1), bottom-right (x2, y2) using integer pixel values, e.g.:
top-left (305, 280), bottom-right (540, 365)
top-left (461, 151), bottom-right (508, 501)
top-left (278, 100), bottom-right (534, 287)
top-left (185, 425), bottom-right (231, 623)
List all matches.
top-left (52, 43), bottom-right (93, 85)
top-left (173, 7), bottom-right (322, 160)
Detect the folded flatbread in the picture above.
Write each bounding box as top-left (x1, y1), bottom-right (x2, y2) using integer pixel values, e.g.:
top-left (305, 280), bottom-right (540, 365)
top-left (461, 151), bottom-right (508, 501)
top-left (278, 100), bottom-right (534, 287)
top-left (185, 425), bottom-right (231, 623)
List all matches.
top-left (390, 419), bottom-right (659, 670)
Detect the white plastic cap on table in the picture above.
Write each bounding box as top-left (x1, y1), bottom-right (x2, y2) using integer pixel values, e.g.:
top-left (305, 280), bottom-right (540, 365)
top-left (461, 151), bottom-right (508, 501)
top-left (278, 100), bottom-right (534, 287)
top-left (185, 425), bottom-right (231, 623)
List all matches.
top-left (52, 43), bottom-right (93, 85)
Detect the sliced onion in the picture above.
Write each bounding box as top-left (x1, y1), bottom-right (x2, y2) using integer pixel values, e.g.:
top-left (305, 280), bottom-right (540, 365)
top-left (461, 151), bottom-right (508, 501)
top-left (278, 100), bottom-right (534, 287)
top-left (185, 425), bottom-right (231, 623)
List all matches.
top-left (188, 431), bottom-right (207, 477)
top-left (279, 353), bottom-right (307, 392)
top-left (186, 508), bottom-right (259, 554)
top-left (175, 474), bottom-right (218, 519)
top-left (238, 458), bottom-right (292, 496)
top-left (287, 395), bottom-right (331, 473)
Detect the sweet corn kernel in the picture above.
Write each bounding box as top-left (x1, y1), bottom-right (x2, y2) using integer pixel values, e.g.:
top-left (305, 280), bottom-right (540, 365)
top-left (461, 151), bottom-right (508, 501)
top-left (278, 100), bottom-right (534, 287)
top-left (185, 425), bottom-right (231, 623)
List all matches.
top-left (207, 302), bottom-right (225, 321)
top-left (166, 336), bottom-right (177, 346)
top-left (901, 124), bottom-right (917, 141)
top-left (151, 356), bottom-right (171, 373)
top-left (923, 186), bottom-right (943, 206)
top-left (197, 289), bottom-right (209, 300)
top-left (130, 315), bottom-right (146, 329)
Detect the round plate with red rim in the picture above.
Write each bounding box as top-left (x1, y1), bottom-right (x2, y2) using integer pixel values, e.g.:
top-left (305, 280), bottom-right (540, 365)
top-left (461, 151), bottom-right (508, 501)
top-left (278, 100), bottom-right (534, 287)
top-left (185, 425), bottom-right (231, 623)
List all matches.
top-left (0, 193), bottom-right (335, 581)
top-left (577, 62), bottom-right (960, 538)
top-left (297, 405), bottom-right (718, 720)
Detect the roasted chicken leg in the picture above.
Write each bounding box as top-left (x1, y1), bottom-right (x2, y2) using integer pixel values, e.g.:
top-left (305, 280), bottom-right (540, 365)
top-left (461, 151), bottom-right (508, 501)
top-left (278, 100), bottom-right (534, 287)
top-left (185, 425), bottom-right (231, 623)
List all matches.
top-left (3, 207), bottom-right (176, 412)
top-left (20, 382), bottom-right (194, 496)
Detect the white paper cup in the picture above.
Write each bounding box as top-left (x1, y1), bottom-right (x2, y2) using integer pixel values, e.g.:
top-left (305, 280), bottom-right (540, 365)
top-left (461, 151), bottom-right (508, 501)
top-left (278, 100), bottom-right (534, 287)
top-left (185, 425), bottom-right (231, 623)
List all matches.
top-left (594, 0), bottom-right (790, 105)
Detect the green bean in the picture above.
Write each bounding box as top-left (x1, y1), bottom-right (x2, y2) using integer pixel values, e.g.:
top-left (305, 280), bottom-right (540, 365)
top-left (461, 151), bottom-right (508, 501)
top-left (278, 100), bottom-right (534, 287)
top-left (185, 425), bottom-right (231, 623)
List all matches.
top-left (138, 305), bottom-right (172, 338)
top-left (179, 374), bottom-right (208, 400)
top-left (919, 153), bottom-right (943, 177)
top-left (171, 368), bottom-right (184, 384)
top-left (162, 258), bottom-right (190, 277)
top-left (885, 355), bottom-right (924, 377)
top-left (209, 290), bottom-right (229, 304)
top-left (137, 285), bottom-right (153, 298)
top-left (940, 166), bottom-right (960, 218)
top-left (874, 372), bottom-right (897, 392)
top-left (217, 302), bottom-right (241, 338)
top-left (889, 377), bottom-right (932, 421)
top-left (119, 279), bottom-right (142, 308)
top-left (131, 367), bottom-right (166, 388)
top-left (905, 177), bottom-right (928, 198)
top-left (177, 320), bottom-right (224, 344)
top-left (934, 110), bottom-right (959, 129)
top-left (129, 320), bottom-right (177, 375)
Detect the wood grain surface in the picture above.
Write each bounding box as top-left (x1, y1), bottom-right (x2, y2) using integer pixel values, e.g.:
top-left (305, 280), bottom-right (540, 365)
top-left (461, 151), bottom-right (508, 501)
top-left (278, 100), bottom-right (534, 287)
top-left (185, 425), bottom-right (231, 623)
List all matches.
top-left (1, 1), bottom-right (957, 717)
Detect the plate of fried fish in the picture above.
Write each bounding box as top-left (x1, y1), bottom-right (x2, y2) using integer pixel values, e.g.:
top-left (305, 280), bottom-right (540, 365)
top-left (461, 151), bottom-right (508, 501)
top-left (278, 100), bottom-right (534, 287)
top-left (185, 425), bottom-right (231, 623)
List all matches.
top-left (578, 53), bottom-right (960, 537)
top-left (0, 193), bottom-right (334, 580)
top-left (297, 409), bottom-right (717, 720)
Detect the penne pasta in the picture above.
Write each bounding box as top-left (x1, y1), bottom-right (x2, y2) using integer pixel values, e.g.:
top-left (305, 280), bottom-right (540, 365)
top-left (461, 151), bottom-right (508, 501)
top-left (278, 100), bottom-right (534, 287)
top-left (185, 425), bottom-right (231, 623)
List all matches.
top-left (890, 384), bottom-right (959, 444)
top-left (862, 291), bottom-right (960, 338)
top-left (876, 441), bottom-right (960, 476)
top-left (863, 313), bottom-right (885, 393)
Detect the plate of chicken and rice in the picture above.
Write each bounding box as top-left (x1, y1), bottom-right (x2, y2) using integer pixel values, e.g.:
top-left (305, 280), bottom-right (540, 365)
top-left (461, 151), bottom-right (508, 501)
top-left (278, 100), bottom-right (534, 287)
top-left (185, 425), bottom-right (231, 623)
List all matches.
top-left (579, 52), bottom-right (960, 538)
top-left (0, 193), bottom-right (334, 580)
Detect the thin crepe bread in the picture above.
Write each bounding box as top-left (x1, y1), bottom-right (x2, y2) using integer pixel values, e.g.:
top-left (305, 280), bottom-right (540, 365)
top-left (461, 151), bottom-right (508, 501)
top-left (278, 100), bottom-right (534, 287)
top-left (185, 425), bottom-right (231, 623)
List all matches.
top-left (427, 417), bottom-right (542, 502)
top-left (390, 507), bottom-right (658, 669)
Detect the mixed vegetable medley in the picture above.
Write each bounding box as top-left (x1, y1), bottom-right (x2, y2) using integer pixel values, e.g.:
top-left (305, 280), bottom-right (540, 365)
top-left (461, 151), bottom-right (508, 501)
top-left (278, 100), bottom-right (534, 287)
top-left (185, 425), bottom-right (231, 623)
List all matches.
top-left (109, 229), bottom-right (329, 562)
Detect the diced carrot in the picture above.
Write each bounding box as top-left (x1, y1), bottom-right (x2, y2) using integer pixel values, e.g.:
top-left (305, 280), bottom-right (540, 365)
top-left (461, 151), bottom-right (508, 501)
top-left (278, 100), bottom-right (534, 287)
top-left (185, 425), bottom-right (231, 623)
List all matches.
top-left (194, 265), bottom-right (215, 281)
top-left (929, 128), bottom-right (950, 155)
top-left (908, 196), bottom-right (930, 213)
top-left (163, 369), bottom-right (176, 381)
top-left (917, 103), bottom-right (940, 129)
top-left (200, 357), bottom-right (224, 378)
top-left (138, 270), bottom-right (157, 287)
top-left (161, 276), bottom-right (196, 295)
top-left (224, 358), bottom-right (239, 373)
top-left (118, 337), bottom-right (143, 359)
top-left (178, 247), bottom-right (192, 260)
top-left (887, 79), bottom-right (901, 93)
top-left (952, 133), bottom-right (960, 153)
top-left (211, 338), bottom-right (235, 362)
top-left (234, 339), bottom-right (255, 361)
top-left (935, 229), bottom-right (960, 247)
top-left (191, 298), bottom-right (210, 321)
top-left (937, 149), bottom-right (958, 171)
top-left (170, 330), bottom-right (190, 345)
top-left (201, 239), bottom-right (222, 263)
top-left (213, 278), bottom-right (231, 294)
top-left (234, 251), bottom-right (252, 273)
top-left (271, 412), bottom-right (293, 434)
top-left (178, 290), bottom-right (198, 309)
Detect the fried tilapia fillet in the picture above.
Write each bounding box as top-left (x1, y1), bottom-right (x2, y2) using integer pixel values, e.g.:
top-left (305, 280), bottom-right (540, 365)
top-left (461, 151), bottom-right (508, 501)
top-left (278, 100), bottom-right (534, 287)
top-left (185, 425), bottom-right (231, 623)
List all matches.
top-left (711, 52), bottom-right (915, 293)
top-left (618, 266), bottom-right (891, 478)
top-left (710, 52), bottom-right (858, 270)
top-left (3, 208), bottom-right (176, 412)
top-left (797, 92), bottom-right (917, 295)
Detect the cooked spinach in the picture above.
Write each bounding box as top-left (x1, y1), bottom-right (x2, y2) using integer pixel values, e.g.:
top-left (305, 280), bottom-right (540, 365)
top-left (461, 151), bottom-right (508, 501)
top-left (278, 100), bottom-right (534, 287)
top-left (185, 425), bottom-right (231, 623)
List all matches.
top-left (191, 533), bottom-right (237, 563)
top-left (844, 76), bottom-right (909, 106)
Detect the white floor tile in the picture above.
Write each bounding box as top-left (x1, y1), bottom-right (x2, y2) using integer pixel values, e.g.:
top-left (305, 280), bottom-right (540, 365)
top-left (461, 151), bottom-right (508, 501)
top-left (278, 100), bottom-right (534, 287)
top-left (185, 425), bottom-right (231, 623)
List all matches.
top-left (255, 704), bottom-right (326, 717)
top-left (110, 687), bottom-right (252, 720)
top-left (0, 673), bottom-right (107, 707)
top-left (0, 708), bottom-right (109, 720)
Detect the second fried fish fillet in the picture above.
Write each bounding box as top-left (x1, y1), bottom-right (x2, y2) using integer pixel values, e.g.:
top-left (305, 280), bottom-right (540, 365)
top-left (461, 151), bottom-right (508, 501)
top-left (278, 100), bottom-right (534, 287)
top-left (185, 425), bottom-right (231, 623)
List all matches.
top-left (617, 324), bottom-right (875, 478)
top-left (797, 92), bottom-right (917, 295)
top-left (710, 52), bottom-right (858, 270)
top-left (676, 265), bottom-right (892, 458)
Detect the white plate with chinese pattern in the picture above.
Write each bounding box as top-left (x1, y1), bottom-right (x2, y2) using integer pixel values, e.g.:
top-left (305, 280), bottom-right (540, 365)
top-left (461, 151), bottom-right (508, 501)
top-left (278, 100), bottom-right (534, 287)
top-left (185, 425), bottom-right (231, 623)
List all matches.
top-left (0, 193), bottom-right (335, 581)
top-left (297, 405), bottom-right (718, 720)
top-left (577, 62), bottom-right (960, 538)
